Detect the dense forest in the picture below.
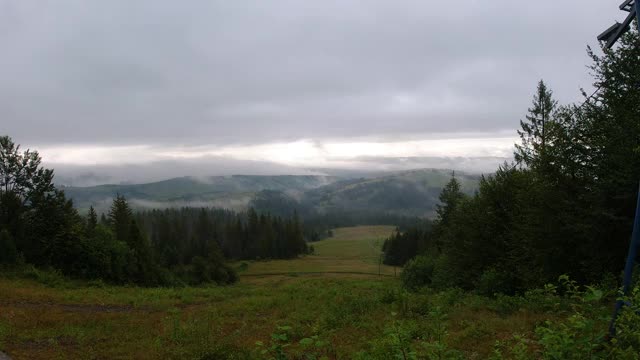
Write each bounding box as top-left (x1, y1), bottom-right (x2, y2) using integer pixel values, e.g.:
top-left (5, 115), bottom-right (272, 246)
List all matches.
top-left (135, 207), bottom-right (307, 263)
top-left (0, 144), bottom-right (309, 286)
top-left (385, 28), bottom-right (640, 295)
top-left (250, 189), bottom-right (425, 242)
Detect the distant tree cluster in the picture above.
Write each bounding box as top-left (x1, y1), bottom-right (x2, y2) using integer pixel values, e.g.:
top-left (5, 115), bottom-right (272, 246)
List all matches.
top-left (382, 224), bottom-right (432, 266)
top-left (394, 29), bottom-right (640, 294)
top-left (135, 207), bottom-right (309, 262)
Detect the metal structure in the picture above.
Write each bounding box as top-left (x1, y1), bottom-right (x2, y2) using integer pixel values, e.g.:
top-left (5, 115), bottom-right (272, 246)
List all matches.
top-left (598, 0), bottom-right (640, 336)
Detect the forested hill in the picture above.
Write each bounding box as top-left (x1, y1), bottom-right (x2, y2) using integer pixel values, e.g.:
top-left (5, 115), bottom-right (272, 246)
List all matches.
top-left (62, 169), bottom-right (481, 217)
top-left (301, 169), bottom-right (479, 217)
top-left (62, 175), bottom-right (339, 212)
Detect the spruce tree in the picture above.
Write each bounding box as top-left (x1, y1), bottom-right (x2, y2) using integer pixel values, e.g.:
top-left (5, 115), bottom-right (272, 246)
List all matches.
top-left (108, 195), bottom-right (132, 244)
top-left (435, 174), bottom-right (465, 227)
top-left (128, 219), bottom-right (156, 285)
top-left (515, 80), bottom-right (558, 169)
top-left (86, 206), bottom-right (98, 237)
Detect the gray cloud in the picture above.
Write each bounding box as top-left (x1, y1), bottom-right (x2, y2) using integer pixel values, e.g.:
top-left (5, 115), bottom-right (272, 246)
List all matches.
top-left (52, 157), bottom-right (316, 186)
top-left (0, 0), bottom-right (620, 147)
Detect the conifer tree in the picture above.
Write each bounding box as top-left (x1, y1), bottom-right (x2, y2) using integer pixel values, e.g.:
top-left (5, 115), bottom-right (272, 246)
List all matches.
top-left (435, 174), bottom-right (465, 228)
top-left (515, 80), bottom-right (558, 170)
top-left (108, 195), bottom-right (132, 244)
top-left (128, 219), bottom-right (156, 285)
top-left (86, 206), bottom-right (98, 237)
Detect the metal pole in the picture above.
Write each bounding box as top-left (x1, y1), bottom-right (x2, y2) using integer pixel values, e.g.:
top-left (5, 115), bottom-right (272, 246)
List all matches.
top-left (636, 0), bottom-right (640, 33)
top-left (610, 2), bottom-right (640, 336)
top-left (623, 183), bottom-right (640, 291)
top-left (610, 183), bottom-right (640, 336)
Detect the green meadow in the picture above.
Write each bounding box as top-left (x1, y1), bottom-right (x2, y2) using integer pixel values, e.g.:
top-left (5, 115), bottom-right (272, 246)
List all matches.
top-left (0, 226), bottom-right (610, 359)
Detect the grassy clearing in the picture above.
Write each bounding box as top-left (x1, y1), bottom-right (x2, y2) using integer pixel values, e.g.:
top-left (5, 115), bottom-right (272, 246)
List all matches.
top-left (0, 226), bottom-right (609, 359)
top-left (239, 225), bottom-right (399, 277)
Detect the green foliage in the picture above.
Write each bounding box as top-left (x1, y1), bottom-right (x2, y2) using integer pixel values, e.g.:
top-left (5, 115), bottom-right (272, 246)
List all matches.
top-left (255, 325), bottom-right (292, 360)
top-left (515, 79), bottom-right (558, 169)
top-left (322, 292), bottom-right (378, 329)
top-left (0, 228), bottom-right (18, 265)
top-left (383, 224), bottom-right (432, 266)
top-left (86, 205), bottom-right (98, 237)
top-left (0, 137), bottom-right (246, 287)
top-left (188, 255), bottom-right (237, 286)
top-left (401, 255), bottom-right (435, 290)
top-left (355, 308), bottom-right (464, 360)
top-left (606, 285), bottom-right (640, 358)
top-left (435, 175), bottom-right (466, 231)
top-left (139, 207), bottom-right (309, 262)
top-left (21, 265), bottom-right (69, 288)
top-left (476, 268), bottom-right (517, 297)
top-left (536, 313), bottom-right (603, 360)
top-left (394, 29), bottom-right (640, 295)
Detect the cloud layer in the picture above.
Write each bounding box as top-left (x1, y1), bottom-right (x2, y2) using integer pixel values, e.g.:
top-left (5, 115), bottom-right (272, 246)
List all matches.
top-left (0, 0), bottom-right (622, 180)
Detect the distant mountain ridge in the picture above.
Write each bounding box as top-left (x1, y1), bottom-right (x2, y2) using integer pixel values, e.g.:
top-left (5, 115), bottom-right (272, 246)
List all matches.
top-left (63, 169), bottom-right (481, 217)
top-left (63, 175), bottom-right (339, 212)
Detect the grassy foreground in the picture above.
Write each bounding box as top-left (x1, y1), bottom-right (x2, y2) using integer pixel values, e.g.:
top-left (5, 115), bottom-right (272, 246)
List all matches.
top-left (0, 226), bottom-right (610, 359)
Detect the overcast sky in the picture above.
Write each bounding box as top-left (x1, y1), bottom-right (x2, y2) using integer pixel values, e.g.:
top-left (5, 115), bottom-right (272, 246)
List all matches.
top-left (0, 0), bottom-right (623, 182)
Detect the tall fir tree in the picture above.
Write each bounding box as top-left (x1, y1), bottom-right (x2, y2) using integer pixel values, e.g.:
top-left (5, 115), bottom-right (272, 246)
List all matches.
top-left (515, 80), bottom-right (558, 170)
top-left (108, 194), bottom-right (132, 244)
top-left (86, 206), bottom-right (98, 238)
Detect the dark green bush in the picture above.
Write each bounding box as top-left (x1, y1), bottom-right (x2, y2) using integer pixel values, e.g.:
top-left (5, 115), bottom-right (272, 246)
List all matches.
top-left (476, 268), bottom-right (518, 297)
top-left (401, 255), bottom-right (435, 290)
top-left (0, 229), bottom-right (18, 265)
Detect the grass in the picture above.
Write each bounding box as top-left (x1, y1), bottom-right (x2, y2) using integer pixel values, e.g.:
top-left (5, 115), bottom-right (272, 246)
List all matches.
top-left (0, 226), bottom-right (608, 359)
top-left (240, 225), bottom-right (398, 277)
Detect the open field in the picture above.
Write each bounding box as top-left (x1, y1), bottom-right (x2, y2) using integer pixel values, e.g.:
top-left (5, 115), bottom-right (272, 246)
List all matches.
top-left (239, 225), bottom-right (399, 277)
top-left (0, 226), bottom-right (608, 359)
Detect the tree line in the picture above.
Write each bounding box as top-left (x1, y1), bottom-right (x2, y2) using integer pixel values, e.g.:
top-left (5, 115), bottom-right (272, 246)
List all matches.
top-left (0, 141), bottom-right (310, 286)
top-left (134, 207), bottom-right (308, 264)
top-left (389, 29), bottom-right (640, 294)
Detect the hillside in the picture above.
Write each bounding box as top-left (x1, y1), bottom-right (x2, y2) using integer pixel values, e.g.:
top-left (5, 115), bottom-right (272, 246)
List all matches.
top-left (63, 169), bottom-right (481, 217)
top-left (62, 175), bottom-right (338, 212)
top-left (302, 169), bottom-right (480, 217)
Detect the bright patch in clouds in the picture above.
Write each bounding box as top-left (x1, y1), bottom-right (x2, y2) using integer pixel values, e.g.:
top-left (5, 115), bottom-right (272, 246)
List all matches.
top-left (39, 135), bottom-right (517, 169)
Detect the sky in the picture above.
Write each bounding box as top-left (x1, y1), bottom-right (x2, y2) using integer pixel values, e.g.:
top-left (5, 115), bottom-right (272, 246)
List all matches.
top-left (0, 0), bottom-right (624, 184)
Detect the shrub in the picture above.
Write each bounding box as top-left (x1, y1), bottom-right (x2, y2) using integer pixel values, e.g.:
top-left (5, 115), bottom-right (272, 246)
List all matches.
top-left (401, 255), bottom-right (435, 290)
top-left (22, 265), bottom-right (68, 288)
top-left (607, 285), bottom-right (640, 357)
top-left (0, 229), bottom-right (18, 265)
top-left (430, 254), bottom-right (459, 290)
top-left (476, 268), bottom-right (517, 297)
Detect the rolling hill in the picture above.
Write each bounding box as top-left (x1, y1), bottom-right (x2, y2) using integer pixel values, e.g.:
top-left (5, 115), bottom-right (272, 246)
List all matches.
top-left (301, 169), bottom-right (479, 217)
top-left (62, 175), bottom-right (339, 212)
top-left (63, 169), bottom-right (481, 218)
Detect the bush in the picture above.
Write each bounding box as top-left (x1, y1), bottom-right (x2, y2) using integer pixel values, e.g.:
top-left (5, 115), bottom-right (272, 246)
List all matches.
top-left (401, 255), bottom-right (435, 290)
top-left (186, 257), bottom-right (238, 286)
top-left (430, 254), bottom-right (459, 290)
top-left (0, 229), bottom-right (18, 265)
top-left (22, 265), bottom-right (69, 288)
top-left (476, 268), bottom-right (517, 297)
top-left (607, 285), bottom-right (640, 357)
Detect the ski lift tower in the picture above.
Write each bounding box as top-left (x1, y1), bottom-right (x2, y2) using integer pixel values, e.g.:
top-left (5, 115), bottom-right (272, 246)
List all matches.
top-left (598, 0), bottom-right (640, 336)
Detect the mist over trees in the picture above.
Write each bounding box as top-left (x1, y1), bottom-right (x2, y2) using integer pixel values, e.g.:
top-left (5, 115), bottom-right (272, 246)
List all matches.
top-left (390, 29), bottom-right (640, 294)
top-left (0, 138), bottom-right (311, 286)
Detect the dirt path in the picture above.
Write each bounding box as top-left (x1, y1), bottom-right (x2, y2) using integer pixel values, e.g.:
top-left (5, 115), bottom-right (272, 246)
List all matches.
top-left (240, 271), bottom-right (394, 277)
top-left (0, 301), bottom-right (141, 313)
